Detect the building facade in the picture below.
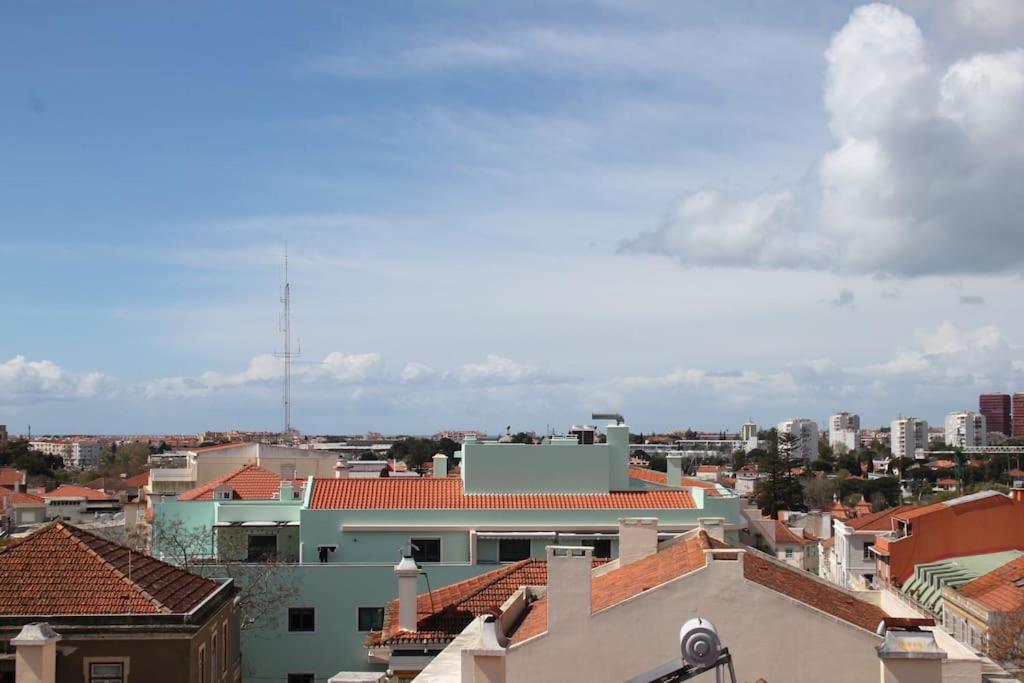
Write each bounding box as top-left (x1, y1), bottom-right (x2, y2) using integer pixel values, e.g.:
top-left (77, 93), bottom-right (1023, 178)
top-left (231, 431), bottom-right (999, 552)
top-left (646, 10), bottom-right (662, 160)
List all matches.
top-left (979, 393), bottom-right (1011, 437)
top-left (944, 411), bottom-right (987, 449)
top-left (1014, 394), bottom-right (1024, 438)
top-left (829, 412), bottom-right (861, 453)
top-left (776, 419), bottom-right (819, 460)
top-left (891, 418), bottom-right (929, 459)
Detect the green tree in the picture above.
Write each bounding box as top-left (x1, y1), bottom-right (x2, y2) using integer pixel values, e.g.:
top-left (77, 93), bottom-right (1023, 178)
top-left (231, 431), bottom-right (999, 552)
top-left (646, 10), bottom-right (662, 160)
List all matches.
top-left (510, 432), bottom-right (534, 445)
top-left (754, 433), bottom-right (805, 518)
top-left (730, 450), bottom-right (746, 472)
top-left (648, 454), bottom-right (667, 472)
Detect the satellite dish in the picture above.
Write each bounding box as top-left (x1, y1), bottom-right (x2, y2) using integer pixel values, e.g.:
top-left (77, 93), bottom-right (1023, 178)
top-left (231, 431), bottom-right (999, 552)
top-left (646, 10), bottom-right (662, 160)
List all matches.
top-left (679, 617), bottom-right (721, 668)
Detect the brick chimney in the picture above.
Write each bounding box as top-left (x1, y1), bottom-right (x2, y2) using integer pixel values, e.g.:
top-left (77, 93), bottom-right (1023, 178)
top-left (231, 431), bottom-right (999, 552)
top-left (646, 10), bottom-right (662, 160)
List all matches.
top-left (395, 554), bottom-right (420, 632)
top-left (618, 517), bottom-right (658, 566)
top-left (12, 622), bottom-right (60, 683)
top-left (545, 545), bottom-right (592, 632)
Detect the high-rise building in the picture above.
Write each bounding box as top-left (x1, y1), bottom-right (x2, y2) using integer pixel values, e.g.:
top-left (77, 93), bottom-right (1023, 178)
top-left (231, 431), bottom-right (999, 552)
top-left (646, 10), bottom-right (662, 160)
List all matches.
top-left (1015, 394), bottom-right (1024, 438)
top-left (777, 418), bottom-right (819, 460)
top-left (740, 421), bottom-right (758, 441)
top-left (0, 424), bottom-right (7, 445)
top-left (944, 411), bottom-right (987, 448)
top-left (829, 412), bottom-right (861, 452)
top-left (979, 393), bottom-right (1011, 436)
top-left (891, 417), bottom-right (929, 459)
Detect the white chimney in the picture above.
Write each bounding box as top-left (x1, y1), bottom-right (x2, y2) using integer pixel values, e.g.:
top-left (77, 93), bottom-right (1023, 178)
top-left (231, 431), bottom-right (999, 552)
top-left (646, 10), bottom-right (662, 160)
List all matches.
top-left (618, 517), bottom-right (658, 566)
top-left (334, 459), bottom-right (352, 479)
top-left (666, 454), bottom-right (683, 487)
top-left (12, 622), bottom-right (60, 683)
top-left (876, 621), bottom-right (946, 683)
top-left (433, 453), bottom-right (448, 478)
top-left (545, 546), bottom-right (592, 632)
top-left (460, 615), bottom-right (507, 683)
top-left (698, 517), bottom-right (726, 543)
top-left (279, 480), bottom-right (293, 500)
top-left (395, 555), bottom-right (420, 632)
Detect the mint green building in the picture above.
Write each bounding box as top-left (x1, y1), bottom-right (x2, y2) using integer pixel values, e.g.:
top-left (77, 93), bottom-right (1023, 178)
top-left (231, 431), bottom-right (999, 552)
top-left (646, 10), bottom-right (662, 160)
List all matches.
top-left (154, 424), bottom-right (742, 682)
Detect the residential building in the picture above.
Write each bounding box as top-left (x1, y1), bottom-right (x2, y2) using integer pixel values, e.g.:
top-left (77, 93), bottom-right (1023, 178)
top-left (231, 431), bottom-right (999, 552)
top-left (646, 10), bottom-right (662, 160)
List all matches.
top-left (694, 464), bottom-right (721, 482)
top-left (873, 491), bottom-right (1024, 590)
top-left (740, 421), bottom-right (757, 441)
top-left (0, 521), bottom-right (240, 683)
top-left (733, 465), bottom-right (765, 496)
top-left (891, 417), bottom-right (929, 459)
top-left (0, 469), bottom-right (26, 493)
top-left (432, 430), bottom-right (486, 442)
top-left (776, 418), bottom-right (819, 460)
top-left (0, 487), bottom-right (45, 532)
top-left (26, 440), bottom-right (101, 469)
top-left (944, 411), bottom-right (987, 449)
top-left (742, 512), bottom-right (815, 572)
top-left (1015, 393), bottom-right (1024, 437)
top-left (979, 393), bottom-right (1011, 436)
top-left (39, 485), bottom-right (120, 523)
top-left (942, 552), bottom-right (1024, 652)
top-left (824, 506), bottom-right (918, 590)
top-left (415, 519), bottom-right (979, 682)
top-left (828, 412), bottom-right (861, 453)
top-left (154, 422), bottom-right (745, 681)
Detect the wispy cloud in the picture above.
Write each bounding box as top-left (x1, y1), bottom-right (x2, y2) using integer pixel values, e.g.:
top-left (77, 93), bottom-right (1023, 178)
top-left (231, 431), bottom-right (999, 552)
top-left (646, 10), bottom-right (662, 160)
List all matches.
top-left (959, 294), bottom-right (986, 305)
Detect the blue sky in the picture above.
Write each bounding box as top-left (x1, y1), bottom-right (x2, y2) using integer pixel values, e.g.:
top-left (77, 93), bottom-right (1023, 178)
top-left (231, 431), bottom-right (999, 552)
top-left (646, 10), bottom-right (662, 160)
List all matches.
top-left (3, 1), bottom-right (1024, 435)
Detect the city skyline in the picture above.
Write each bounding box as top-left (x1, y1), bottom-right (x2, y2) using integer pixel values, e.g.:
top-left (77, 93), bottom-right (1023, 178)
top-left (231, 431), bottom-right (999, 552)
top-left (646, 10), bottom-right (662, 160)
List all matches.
top-left (3, 1), bottom-right (1024, 433)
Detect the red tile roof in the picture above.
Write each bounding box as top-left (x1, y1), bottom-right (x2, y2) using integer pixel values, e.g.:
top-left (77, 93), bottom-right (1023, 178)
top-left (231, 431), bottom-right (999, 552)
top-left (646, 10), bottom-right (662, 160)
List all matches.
top-left (844, 505), bottom-right (918, 531)
top-left (41, 484), bottom-right (116, 501)
top-left (0, 468), bottom-right (25, 487)
top-left (369, 557), bottom-right (609, 646)
top-left (956, 555), bottom-right (1024, 613)
top-left (177, 464), bottom-right (303, 501)
top-left (0, 522), bottom-right (219, 615)
top-left (123, 471), bottom-right (150, 487)
top-left (0, 486), bottom-right (44, 507)
top-left (311, 478), bottom-right (696, 510)
top-left (510, 533), bottom-right (886, 643)
top-left (628, 468), bottom-right (720, 495)
top-left (773, 520), bottom-right (811, 545)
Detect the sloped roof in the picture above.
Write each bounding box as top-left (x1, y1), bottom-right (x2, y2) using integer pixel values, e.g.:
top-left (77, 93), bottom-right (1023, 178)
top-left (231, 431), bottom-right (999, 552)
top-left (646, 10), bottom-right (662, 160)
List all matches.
top-left (773, 520), bottom-right (812, 545)
top-left (310, 478), bottom-right (696, 510)
top-left (369, 557), bottom-right (609, 647)
top-left (955, 554), bottom-right (1024, 613)
top-left (510, 533), bottom-right (886, 643)
top-left (177, 464), bottom-right (303, 501)
top-left (627, 468), bottom-right (721, 496)
top-left (845, 505), bottom-right (918, 531)
top-left (0, 486), bottom-right (44, 507)
top-left (0, 468), bottom-right (26, 487)
top-left (41, 485), bottom-right (116, 501)
top-left (193, 442), bottom-right (252, 453)
top-left (122, 471), bottom-right (150, 487)
top-left (0, 522), bottom-right (219, 615)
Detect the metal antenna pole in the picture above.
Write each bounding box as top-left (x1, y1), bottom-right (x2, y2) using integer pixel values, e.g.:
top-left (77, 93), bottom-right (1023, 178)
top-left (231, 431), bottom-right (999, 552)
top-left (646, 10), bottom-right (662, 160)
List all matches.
top-left (275, 246), bottom-right (299, 437)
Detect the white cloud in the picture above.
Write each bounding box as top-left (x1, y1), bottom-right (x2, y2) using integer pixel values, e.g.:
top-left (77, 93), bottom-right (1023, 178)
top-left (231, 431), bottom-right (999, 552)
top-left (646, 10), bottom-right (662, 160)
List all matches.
top-left (624, 4), bottom-right (1024, 277)
top-left (950, 0), bottom-right (1024, 40)
top-left (453, 355), bottom-right (548, 386)
top-left (0, 356), bottom-right (111, 402)
top-left (400, 362), bottom-right (442, 383)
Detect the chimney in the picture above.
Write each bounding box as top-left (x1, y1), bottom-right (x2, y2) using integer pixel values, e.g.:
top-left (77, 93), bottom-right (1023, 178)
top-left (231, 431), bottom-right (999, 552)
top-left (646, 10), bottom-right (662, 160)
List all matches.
top-left (876, 619), bottom-right (945, 683)
top-left (279, 480), bottom-right (293, 500)
top-left (334, 459), bottom-right (352, 479)
top-left (605, 423), bottom-right (630, 491)
top-left (666, 454), bottom-right (683, 487)
top-left (433, 453), bottom-right (448, 478)
top-left (460, 615), bottom-right (507, 683)
top-left (698, 517), bottom-right (726, 543)
top-left (395, 554), bottom-right (420, 632)
top-left (12, 622), bottom-right (60, 683)
top-left (545, 546), bottom-right (592, 632)
top-left (618, 517), bottom-right (658, 566)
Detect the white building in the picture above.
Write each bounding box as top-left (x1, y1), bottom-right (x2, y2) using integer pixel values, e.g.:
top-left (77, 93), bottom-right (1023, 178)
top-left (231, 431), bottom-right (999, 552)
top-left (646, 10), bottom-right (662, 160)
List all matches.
top-left (825, 506), bottom-right (912, 591)
top-left (891, 418), bottom-right (929, 459)
top-left (829, 413), bottom-right (861, 453)
top-left (944, 411), bottom-right (987, 449)
top-left (740, 421), bottom-right (758, 441)
top-left (777, 418), bottom-right (819, 460)
top-left (27, 440), bottom-right (102, 469)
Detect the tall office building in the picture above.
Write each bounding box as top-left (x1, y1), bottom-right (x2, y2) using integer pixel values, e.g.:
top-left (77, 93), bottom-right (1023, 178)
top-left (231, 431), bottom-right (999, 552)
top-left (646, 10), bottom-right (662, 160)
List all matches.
top-left (891, 417), bottom-right (929, 459)
top-left (979, 393), bottom-right (1011, 436)
top-left (1015, 394), bottom-right (1024, 438)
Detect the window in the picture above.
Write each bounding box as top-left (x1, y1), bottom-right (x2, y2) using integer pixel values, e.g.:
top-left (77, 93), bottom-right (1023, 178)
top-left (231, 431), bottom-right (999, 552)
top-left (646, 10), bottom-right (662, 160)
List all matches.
top-left (287, 675), bottom-right (315, 683)
top-left (784, 548), bottom-right (794, 559)
top-left (411, 538), bottom-right (441, 563)
top-left (198, 646), bottom-right (206, 683)
top-left (247, 534), bottom-right (277, 562)
top-left (288, 607), bottom-right (315, 632)
top-left (221, 621), bottom-right (228, 673)
top-left (498, 538), bottom-right (531, 562)
top-left (589, 539), bottom-right (612, 559)
top-left (211, 632), bottom-right (218, 680)
top-left (863, 541), bottom-right (875, 561)
top-left (89, 663), bottom-right (125, 683)
top-left (358, 606), bottom-right (385, 632)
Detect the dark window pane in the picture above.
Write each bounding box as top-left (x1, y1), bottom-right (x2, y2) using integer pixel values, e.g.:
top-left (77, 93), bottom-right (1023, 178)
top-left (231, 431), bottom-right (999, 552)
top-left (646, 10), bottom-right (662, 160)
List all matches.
top-left (247, 535), bottom-right (277, 562)
top-left (358, 606), bottom-right (385, 632)
top-left (288, 607), bottom-right (315, 632)
top-left (287, 675), bottom-right (314, 683)
top-left (590, 539), bottom-right (612, 558)
top-left (498, 538), bottom-right (531, 562)
top-left (411, 538), bottom-right (441, 563)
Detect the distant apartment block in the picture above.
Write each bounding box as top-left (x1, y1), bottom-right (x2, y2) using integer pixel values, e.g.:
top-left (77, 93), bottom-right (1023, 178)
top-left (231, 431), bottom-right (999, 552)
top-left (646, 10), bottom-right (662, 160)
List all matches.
top-left (432, 430), bottom-right (486, 442)
top-left (891, 418), bottom-right (928, 459)
top-left (829, 412), bottom-right (861, 453)
top-left (944, 411), bottom-right (987, 449)
top-left (979, 393), bottom-right (1011, 436)
top-left (740, 421), bottom-right (758, 441)
top-left (777, 418), bottom-right (819, 460)
top-left (1015, 394), bottom-right (1024, 437)
top-left (28, 439), bottom-right (101, 469)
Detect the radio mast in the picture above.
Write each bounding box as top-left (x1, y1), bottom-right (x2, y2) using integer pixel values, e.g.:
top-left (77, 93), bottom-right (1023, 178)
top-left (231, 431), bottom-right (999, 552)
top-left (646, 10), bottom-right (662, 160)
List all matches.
top-left (275, 247), bottom-right (299, 436)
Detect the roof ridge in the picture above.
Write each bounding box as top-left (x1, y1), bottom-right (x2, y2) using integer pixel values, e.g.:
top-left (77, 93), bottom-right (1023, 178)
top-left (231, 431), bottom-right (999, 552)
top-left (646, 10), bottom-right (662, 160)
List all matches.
top-left (54, 523), bottom-right (173, 614)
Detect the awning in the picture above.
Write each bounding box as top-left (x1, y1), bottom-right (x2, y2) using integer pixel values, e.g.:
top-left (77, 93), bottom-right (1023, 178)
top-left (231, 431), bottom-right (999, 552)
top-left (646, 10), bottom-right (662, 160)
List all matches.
top-left (213, 521), bottom-right (299, 528)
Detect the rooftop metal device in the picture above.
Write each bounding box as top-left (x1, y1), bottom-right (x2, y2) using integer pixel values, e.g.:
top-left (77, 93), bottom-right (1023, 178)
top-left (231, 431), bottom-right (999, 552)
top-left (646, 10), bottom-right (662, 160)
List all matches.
top-left (592, 412), bottom-right (625, 425)
top-left (625, 618), bottom-right (737, 683)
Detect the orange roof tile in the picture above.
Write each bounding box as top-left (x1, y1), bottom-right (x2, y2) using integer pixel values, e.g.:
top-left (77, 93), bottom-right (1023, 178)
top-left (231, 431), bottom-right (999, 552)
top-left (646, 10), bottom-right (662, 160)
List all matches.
top-left (844, 505), bottom-right (918, 531)
top-left (957, 555), bottom-right (1024, 613)
top-left (41, 484), bottom-right (116, 501)
top-left (0, 522), bottom-right (219, 615)
top-left (511, 533), bottom-right (886, 643)
top-left (0, 468), bottom-right (25, 487)
top-left (178, 464), bottom-right (303, 501)
top-left (311, 478), bottom-right (696, 510)
top-left (628, 468), bottom-right (720, 496)
top-left (122, 471), bottom-right (150, 487)
top-left (0, 486), bottom-right (44, 507)
top-left (773, 520), bottom-right (811, 545)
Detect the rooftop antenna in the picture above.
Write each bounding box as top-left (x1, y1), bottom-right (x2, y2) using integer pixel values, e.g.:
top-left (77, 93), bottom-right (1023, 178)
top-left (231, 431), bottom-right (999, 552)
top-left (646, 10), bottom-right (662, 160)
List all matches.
top-left (274, 245), bottom-right (300, 436)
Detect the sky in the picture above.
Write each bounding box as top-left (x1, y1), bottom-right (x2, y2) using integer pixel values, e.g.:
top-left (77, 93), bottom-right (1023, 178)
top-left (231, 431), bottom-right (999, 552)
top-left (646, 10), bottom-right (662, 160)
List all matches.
top-left (2, 1), bottom-right (1024, 436)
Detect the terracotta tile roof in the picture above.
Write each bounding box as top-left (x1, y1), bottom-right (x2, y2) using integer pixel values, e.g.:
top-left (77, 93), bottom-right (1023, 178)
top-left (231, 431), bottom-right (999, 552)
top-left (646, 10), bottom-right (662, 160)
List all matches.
top-left (628, 468), bottom-right (720, 496)
top-left (956, 555), bottom-right (1024, 613)
top-left (177, 464), bottom-right (304, 501)
top-left (773, 521), bottom-right (811, 545)
top-left (0, 522), bottom-right (220, 615)
top-left (85, 477), bottom-right (128, 492)
top-left (0, 468), bottom-right (25, 487)
top-left (844, 505), bottom-right (918, 531)
top-left (41, 484), bottom-right (116, 501)
top-left (122, 471), bottom-right (150, 487)
top-left (370, 557), bottom-right (610, 646)
top-left (311, 478), bottom-right (696, 510)
top-left (511, 533), bottom-right (886, 643)
top-left (929, 460), bottom-right (956, 470)
top-left (696, 465), bottom-right (720, 473)
top-left (0, 486), bottom-right (44, 507)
